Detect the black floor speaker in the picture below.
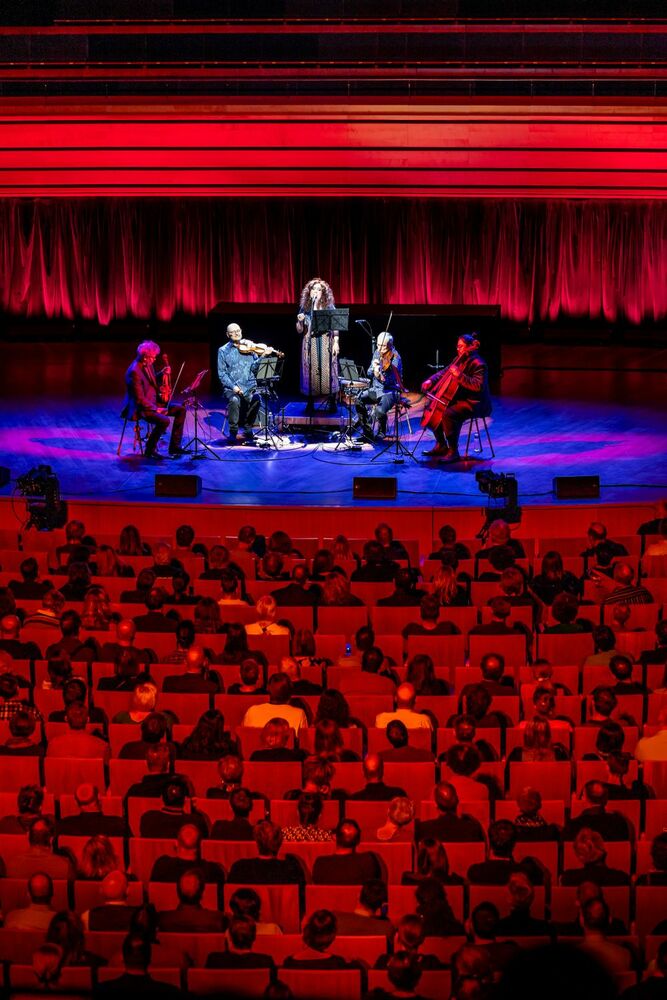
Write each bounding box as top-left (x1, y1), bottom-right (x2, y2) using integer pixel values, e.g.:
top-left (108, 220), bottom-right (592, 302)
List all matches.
top-left (0, 467), bottom-right (9, 488)
top-left (155, 474), bottom-right (202, 498)
top-left (553, 475), bottom-right (600, 499)
top-left (353, 476), bottom-right (397, 500)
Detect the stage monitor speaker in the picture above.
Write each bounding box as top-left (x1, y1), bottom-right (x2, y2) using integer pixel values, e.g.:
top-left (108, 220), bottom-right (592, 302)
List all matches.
top-left (553, 475), bottom-right (600, 500)
top-left (353, 476), bottom-right (397, 500)
top-left (0, 467), bottom-right (9, 488)
top-left (155, 474), bottom-right (202, 498)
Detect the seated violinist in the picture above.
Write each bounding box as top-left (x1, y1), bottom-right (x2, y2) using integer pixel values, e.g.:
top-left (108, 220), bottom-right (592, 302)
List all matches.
top-left (421, 333), bottom-right (492, 463)
top-left (122, 340), bottom-right (187, 460)
top-left (217, 323), bottom-right (263, 445)
top-left (355, 332), bottom-right (403, 441)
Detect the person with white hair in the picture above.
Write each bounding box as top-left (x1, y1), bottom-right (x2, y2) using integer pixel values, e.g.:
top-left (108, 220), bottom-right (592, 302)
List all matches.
top-left (121, 340), bottom-right (186, 459)
top-left (355, 331), bottom-right (404, 441)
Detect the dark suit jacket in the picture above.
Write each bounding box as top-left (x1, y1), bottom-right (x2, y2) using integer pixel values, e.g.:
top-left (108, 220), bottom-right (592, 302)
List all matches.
top-left (560, 861), bottom-right (631, 886)
top-left (158, 903), bottom-right (225, 932)
top-left (162, 673), bottom-right (221, 694)
top-left (348, 782), bottom-right (407, 801)
top-left (133, 612), bottom-right (178, 633)
top-left (56, 813), bottom-right (129, 838)
top-left (205, 951), bottom-right (275, 969)
top-left (416, 812), bottom-right (485, 843)
top-left (563, 807), bottom-right (632, 842)
top-left (93, 971), bottom-right (184, 1000)
top-left (271, 583), bottom-right (319, 607)
top-left (139, 808), bottom-right (209, 839)
top-left (210, 818), bottom-right (254, 840)
top-left (228, 855), bottom-right (305, 886)
top-left (88, 903), bottom-right (138, 931)
top-left (122, 359), bottom-right (159, 419)
top-left (312, 851), bottom-right (382, 885)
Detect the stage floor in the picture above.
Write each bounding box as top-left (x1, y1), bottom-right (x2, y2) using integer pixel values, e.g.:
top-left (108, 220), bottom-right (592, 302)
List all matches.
top-left (0, 340), bottom-right (665, 510)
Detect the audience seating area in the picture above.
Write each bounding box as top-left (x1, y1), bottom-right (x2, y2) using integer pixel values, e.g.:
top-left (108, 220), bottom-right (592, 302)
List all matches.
top-left (0, 507), bottom-right (664, 998)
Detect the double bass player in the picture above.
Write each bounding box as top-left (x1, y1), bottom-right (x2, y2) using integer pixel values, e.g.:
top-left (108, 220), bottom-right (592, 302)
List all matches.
top-left (420, 333), bottom-right (492, 462)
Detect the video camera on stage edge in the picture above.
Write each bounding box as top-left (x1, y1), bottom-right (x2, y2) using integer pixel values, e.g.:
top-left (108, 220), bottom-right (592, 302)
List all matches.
top-left (16, 464), bottom-right (67, 531)
top-left (475, 470), bottom-right (521, 541)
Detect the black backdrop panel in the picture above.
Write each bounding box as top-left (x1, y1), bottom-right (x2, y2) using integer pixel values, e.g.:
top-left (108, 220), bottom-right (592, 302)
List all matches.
top-left (208, 304), bottom-right (500, 398)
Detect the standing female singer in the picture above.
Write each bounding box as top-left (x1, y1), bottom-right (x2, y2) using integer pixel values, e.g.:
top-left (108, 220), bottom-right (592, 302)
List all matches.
top-left (355, 332), bottom-right (403, 441)
top-left (296, 277), bottom-right (339, 414)
top-left (122, 340), bottom-right (186, 459)
top-left (421, 333), bottom-right (492, 462)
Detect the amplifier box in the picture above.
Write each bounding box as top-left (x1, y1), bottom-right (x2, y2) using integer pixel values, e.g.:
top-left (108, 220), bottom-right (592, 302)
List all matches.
top-left (155, 474), bottom-right (202, 498)
top-left (553, 475), bottom-right (600, 500)
top-left (353, 476), bottom-right (397, 500)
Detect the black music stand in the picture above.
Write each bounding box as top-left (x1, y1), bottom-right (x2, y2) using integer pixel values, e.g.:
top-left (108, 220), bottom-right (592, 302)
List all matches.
top-left (334, 358), bottom-right (365, 451)
top-left (371, 394), bottom-right (418, 465)
top-left (253, 354), bottom-right (284, 450)
top-left (309, 308), bottom-right (350, 413)
top-left (181, 369), bottom-right (222, 461)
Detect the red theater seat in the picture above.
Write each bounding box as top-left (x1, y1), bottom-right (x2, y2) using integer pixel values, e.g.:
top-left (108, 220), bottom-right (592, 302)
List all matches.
top-left (299, 726), bottom-right (363, 757)
top-left (508, 761), bottom-right (573, 802)
top-left (0, 877), bottom-right (69, 915)
top-left (187, 968), bottom-right (272, 995)
top-left (537, 634), bottom-right (594, 665)
top-left (562, 841), bottom-right (632, 875)
top-left (43, 757), bottom-right (107, 796)
top-left (469, 634), bottom-right (529, 669)
top-left (279, 968), bottom-right (361, 1000)
top-left (97, 967), bottom-right (181, 987)
top-left (550, 886), bottom-right (630, 926)
top-left (644, 800), bottom-right (667, 840)
top-left (75, 879), bottom-right (143, 913)
top-left (634, 887), bottom-right (667, 940)
top-left (468, 883), bottom-right (546, 917)
top-left (10, 965), bottom-right (93, 992)
top-left (271, 798), bottom-right (340, 829)
top-left (316, 607), bottom-right (368, 637)
top-left (405, 635), bottom-right (466, 668)
top-left (388, 884), bottom-right (465, 922)
top-left (495, 799), bottom-right (564, 827)
top-left (368, 970), bottom-right (451, 1000)
top-left (0, 756), bottom-right (42, 791)
top-left (58, 834), bottom-right (126, 869)
top-left (148, 881), bottom-right (218, 911)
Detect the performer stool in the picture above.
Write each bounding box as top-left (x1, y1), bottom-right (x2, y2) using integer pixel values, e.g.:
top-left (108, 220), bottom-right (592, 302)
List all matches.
top-left (462, 415), bottom-right (495, 459)
top-left (117, 415), bottom-right (149, 456)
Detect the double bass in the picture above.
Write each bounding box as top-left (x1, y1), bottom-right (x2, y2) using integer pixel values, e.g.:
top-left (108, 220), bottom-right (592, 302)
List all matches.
top-left (420, 351), bottom-right (467, 431)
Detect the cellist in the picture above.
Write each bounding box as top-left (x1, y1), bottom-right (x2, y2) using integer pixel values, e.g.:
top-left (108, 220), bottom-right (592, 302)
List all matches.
top-left (420, 333), bottom-right (492, 462)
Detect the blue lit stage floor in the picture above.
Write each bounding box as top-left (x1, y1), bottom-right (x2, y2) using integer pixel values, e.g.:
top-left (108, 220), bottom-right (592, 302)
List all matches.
top-left (0, 359), bottom-right (665, 510)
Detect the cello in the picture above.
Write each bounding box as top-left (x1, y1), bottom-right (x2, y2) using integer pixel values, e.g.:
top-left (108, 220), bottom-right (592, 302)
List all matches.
top-left (420, 350), bottom-right (467, 431)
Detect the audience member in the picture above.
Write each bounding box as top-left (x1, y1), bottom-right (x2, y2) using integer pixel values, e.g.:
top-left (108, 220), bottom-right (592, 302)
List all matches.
top-left (466, 820), bottom-right (545, 885)
top-left (56, 783), bottom-right (128, 837)
top-left (415, 781), bottom-right (485, 842)
top-left (560, 828), bottom-right (631, 886)
top-left (375, 683), bottom-right (433, 731)
top-left (205, 915), bottom-right (275, 969)
top-left (227, 820), bottom-right (306, 887)
top-left (312, 820), bottom-right (382, 884)
top-left (157, 869), bottom-right (225, 932)
top-left (4, 872), bottom-right (55, 930)
top-left (283, 909), bottom-right (350, 969)
top-left (6, 817), bottom-right (73, 880)
top-left (348, 754), bottom-right (407, 801)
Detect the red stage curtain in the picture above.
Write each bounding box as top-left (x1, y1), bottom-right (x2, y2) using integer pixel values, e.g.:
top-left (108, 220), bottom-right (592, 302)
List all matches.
top-left (0, 199), bottom-right (665, 325)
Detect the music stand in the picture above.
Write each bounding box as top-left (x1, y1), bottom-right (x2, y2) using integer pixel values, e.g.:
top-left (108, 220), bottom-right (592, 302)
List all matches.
top-left (181, 368), bottom-right (222, 461)
top-left (309, 308), bottom-right (350, 415)
top-left (253, 354), bottom-right (284, 450)
top-left (335, 358), bottom-right (365, 452)
top-left (310, 308), bottom-right (350, 336)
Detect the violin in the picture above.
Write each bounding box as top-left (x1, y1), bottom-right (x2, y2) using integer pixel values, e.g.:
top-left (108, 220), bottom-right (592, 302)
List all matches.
top-left (158, 353), bottom-right (172, 405)
top-left (236, 339), bottom-right (285, 359)
top-left (376, 347), bottom-right (406, 392)
top-left (420, 350), bottom-right (466, 431)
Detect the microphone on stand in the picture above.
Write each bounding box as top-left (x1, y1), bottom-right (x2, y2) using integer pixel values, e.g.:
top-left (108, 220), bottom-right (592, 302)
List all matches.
top-left (354, 319), bottom-right (367, 325)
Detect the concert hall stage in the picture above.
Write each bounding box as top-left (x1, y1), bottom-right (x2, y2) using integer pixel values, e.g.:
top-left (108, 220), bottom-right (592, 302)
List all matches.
top-left (0, 340), bottom-right (665, 517)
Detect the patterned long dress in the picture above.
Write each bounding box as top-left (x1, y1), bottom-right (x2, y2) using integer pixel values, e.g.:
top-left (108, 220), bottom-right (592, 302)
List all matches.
top-left (300, 307), bottom-right (339, 398)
